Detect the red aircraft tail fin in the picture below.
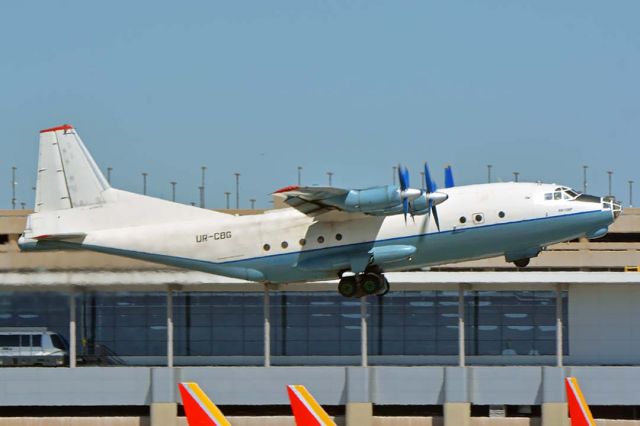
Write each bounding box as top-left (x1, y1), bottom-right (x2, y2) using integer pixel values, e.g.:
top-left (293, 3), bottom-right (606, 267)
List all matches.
top-left (178, 382), bottom-right (231, 426)
top-left (565, 377), bottom-right (596, 426)
top-left (287, 385), bottom-right (336, 426)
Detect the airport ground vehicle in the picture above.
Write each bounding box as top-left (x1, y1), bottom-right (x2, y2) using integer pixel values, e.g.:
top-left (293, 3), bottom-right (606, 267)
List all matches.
top-left (0, 327), bottom-right (67, 366)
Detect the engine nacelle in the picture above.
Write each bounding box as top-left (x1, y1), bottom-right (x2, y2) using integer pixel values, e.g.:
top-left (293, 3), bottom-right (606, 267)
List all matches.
top-left (326, 185), bottom-right (402, 213)
top-left (406, 192), bottom-right (449, 215)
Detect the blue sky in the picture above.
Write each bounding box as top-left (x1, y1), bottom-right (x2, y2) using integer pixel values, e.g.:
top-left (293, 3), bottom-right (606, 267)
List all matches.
top-left (2, 1), bottom-right (639, 208)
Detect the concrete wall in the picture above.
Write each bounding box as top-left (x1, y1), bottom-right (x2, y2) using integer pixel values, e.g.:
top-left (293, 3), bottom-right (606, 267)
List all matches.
top-left (569, 284), bottom-right (640, 365)
top-left (2, 366), bottom-right (640, 407)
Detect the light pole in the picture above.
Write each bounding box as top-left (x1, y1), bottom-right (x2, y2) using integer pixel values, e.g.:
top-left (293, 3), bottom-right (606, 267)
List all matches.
top-left (20, 202), bottom-right (26, 210)
top-left (198, 186), bottom-right (203, 208)
top-left (420, 171), bottom-right (426, 190)
top-left (583, 165), bottom-right (588, 194)
top-left (629, 180), bottom-right (634, 207)
top-left (142, 172), bottom-right (148, 195)
top-left (11, 166), bottom-right (17, 210)
top-left (200, 166), bottom-right (207, 208)
top-left (487, 165), bottom-right (492, 183)
top-left (250, 198), bottom-right (256, 209)
top-left (234, 173), bottom-right (240, 209)
top-left (170, 181), bottom-right (176, 202)
top-left (224, 192), bottom-right (231, 209)
top-left (297, 166), bottom-right (302, 186)
top-left (327, 172), bottom-right (333, 187)
top-left (392, 166), bottom-right (397, 185)
top-left (513, 172), bottom-right (519, 182)
top-left (107, 167), bottom-right (113, 185)
top-left (607, 171), bottom-right (613, 197)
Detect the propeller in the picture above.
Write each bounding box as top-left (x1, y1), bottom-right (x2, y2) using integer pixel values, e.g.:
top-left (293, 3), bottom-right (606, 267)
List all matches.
top-left (424, 162), bottom-right (443, 231)
top-left (444, 165), bottom-right (455, 188)
top-left (397, 164), bottom-right (421, 223)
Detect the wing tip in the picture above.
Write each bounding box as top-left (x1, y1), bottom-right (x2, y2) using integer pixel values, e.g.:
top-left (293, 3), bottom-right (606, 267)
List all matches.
top-left (274, 185), bottom-right (300, 194)
top-left (40, 124), bottom-right (74, 134)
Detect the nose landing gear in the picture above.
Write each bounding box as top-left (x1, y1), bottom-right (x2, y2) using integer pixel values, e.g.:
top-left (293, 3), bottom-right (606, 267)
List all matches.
top-left (338, 271), bottom-right (390, 298)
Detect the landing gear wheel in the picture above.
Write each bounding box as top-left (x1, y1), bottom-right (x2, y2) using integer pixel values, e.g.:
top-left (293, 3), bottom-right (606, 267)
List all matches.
top-left (360, 273), bottom-right (382, 295)
top-left (513, 258), bottom-right (530, 268)
top-left (378, 276), bottom-right (390, 296)
top-left (338, 276), bottom-right (357, 298)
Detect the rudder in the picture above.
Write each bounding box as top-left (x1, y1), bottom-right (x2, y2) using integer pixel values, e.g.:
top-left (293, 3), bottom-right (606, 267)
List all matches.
top-left (35, 124), bottom-right (109, 212)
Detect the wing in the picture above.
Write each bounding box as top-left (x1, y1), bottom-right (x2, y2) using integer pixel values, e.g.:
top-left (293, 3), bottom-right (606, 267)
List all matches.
top-left (273, 185), bottom-right (351, 217)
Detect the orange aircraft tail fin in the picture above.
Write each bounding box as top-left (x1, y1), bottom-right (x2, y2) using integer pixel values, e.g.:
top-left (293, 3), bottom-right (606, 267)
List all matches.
top-left (178, 382), bottom-right (231, 426)
top-left (565, 377), bottom-right (596, 426)
top-left (287, 384), bottom-right (336, 426)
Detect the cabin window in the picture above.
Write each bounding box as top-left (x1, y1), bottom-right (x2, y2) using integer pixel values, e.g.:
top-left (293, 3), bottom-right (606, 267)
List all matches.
top-left (317, 236), bottom-right (325, 244)
top-left (498, 211), bottom-right (505, 218)
top-left (544, 193), bottom-right (553, 200)
top-left (281, 241), bottom-right (288, 249)
top-left (473, 213), bottom-right (484, 224)
top-left (299, 238), bottom-right (306, 246)
top-left (335, 233), bottom-right (343, 241)
top-left (263, 244), bottom-right (271, 251)
top-left (459, 216), bottom-right (467, 224)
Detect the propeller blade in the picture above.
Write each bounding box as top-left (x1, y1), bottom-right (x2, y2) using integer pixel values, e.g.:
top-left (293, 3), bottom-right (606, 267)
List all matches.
top-left (397, 165), bottom-right (410, 191)
top-left (431, 202), bottom-right (441, 231)
top-left (402, 198), bottom-right (409, 223)
top-left (444, 165), bottom-right (455, 188)
top-left (424, 162), bottom-right (435, 193)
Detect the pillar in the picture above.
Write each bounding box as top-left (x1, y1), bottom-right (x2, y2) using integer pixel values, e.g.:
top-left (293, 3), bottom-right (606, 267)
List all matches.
top-left (444, 402), bottom-right (470, 426)
top-left (69, 290), bottom-right (76, 368)
top-left (167, 288), bottom-right (173, 368)
top-left (361, 296), bottom-right (368, 367)
top-left (264, 284), bottom-right (271, 367)
top-left (541, 402), bottom-right (569, 426)
top-left (150, 403), bottom-right (177, 426)
top-left (346, 402), bottom-right (373, 426)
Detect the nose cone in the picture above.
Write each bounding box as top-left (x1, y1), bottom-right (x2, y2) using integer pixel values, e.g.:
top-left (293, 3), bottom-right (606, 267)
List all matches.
top-left (603, 196), bottom-right (623, 220)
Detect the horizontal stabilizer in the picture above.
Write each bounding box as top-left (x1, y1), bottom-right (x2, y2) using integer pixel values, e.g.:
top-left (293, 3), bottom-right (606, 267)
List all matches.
top-left (179, 382), bottom-right (231, 426)
top-left (33, 233), bottom-right (87, 241)
top-left (287, 385), bottom-right (336, 426)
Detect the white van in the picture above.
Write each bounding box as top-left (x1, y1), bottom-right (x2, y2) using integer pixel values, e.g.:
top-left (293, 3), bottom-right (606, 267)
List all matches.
top-left (0, 327), bottom-right (67, 366)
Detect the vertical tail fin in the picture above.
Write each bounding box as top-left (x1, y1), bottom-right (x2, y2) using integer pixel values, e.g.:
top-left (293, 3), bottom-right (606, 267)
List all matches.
top-left (287, 385), bottom-right (336, 426)
top-left (178, 382), bottom-right (231, 426)
top-left (35, 124), bottom-right (109, 212)
top-left (565, 377), bottom-right (596, 426)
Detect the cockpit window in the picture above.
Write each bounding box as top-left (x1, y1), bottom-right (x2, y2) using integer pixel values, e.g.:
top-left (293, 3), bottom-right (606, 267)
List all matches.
top-left (544, 193), bottom-right (553, 200)
top-left (565, 189), bottom-right (579, 198)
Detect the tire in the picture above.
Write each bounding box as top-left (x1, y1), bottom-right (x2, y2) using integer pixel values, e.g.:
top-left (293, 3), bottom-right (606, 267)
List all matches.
top-left (338, 276), bottom-right (358, 298)
top-left (361, 273), bottom-right (382, 295)
top-left (514, 258), bottom-right (530, 268)
top-left (377, 276), bottom-right (390, 296)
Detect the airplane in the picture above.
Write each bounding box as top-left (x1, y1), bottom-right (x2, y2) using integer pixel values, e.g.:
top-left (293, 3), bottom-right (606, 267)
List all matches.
top-left (565, 377), bottom-right (596, 426)
top-left (178, 382), bottom-right (231, 426)
top-left (287, 384), bottom-right (336, 426)
top-left (19, 124), bottom-right (622, 298)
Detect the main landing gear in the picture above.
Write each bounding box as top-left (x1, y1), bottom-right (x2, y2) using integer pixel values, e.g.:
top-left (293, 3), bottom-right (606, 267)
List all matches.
top-left (337, 269), bottom-right (390, 298)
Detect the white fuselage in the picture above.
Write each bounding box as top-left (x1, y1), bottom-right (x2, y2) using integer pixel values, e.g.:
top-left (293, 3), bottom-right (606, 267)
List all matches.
top-left (22, 181), bottom-right (617, 284)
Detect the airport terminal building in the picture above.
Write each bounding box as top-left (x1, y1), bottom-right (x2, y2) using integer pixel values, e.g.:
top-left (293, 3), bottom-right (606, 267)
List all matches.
top-left (1, 207), bottom-right (640, 425)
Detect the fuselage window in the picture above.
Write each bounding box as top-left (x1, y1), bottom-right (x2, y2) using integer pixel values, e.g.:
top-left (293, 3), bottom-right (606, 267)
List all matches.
top-left (544, 193), bottom-right (553, 200)
top-left (459, 216), bottom-right (467, 224)
top-left (473, 213), bottom-right (484, 224)
top-left (335, 233), bottom-right (343, 241)
top-left (317, 236), bottom-right (325, 244)
top-left (498, 211), bottom-right (505, 218)
top-left (281, 241), bottom-right (288, 249)
top-left (263, 244), bottom-right (271, 251)
top-left (299, 238), bottom-right (306, 246)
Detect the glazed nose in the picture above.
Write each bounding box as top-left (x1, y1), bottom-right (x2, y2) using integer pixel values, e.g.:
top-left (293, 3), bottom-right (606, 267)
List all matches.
top-left (602, 196), bottom-right (623, 219)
